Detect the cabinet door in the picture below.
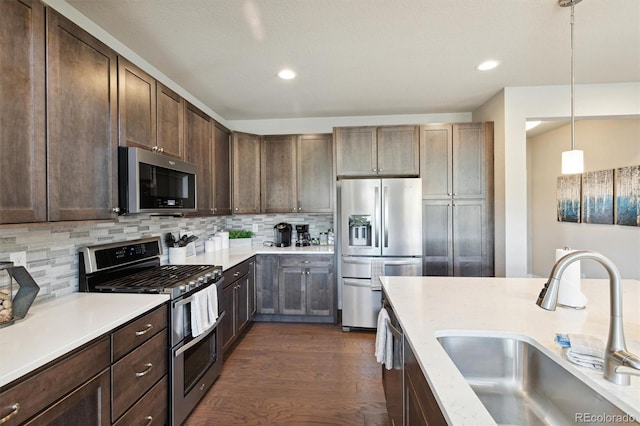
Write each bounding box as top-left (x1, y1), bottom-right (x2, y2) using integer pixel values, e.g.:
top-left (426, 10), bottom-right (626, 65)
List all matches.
top-left (306, 267), bottom-right (334, 316)
top-left (420, 124), bottom-right (452, 199)
top-left (335, 126), bottom-right (377, 177)
top-left (278, 267), bottom-right (306, 315)
top-left (297, 134), bottom-right (334, 213)
top-left (184, 102), bottom-right (212, 215)
top-left (237, 274), bottom-right (250, 332)
top-left (453, 199), bottom-right (493, 277)
top-left (24, 370), bottom-right (111, 426)
top-left (0, 0), bottom-right (46, 223)
top-left (255, 255), bottom-right (278, 314)
top-left (232, 132), bottom-right (261, 214)
top-left (46, 8), bottom-right (118, 221)
top-left (221, 282), bottom-right (236, 353)
top-left (452, 123), bottom-right (491, 198)
top-left (212, 124), bottom-right (232, 215)
top-left (377, 126), bottom-right (419, 176)
top-left (404, 341), bottom-right (447, 426)
top-left (422, 200), bottom-right (453, 276)
top-left (157, 82), bottom-right (184, 159)
top-left (118, 58), bottom-right (156, 152)
top-left (261, 135), bottom-right (297, 213)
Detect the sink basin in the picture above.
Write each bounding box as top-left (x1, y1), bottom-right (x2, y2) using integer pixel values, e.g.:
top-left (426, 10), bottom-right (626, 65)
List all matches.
top-left (437, 335), bottom-right (637, 426)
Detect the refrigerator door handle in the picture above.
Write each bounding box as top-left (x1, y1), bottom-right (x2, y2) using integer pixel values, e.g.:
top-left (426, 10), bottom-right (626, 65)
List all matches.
top-left (383, 185), bottom-right (389, 248)
top-left (374, 185), bottom-right (380, 248)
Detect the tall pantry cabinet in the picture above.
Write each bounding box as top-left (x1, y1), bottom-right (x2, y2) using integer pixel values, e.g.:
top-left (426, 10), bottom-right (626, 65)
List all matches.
top-left (421, 123), bottom-right (494, 277)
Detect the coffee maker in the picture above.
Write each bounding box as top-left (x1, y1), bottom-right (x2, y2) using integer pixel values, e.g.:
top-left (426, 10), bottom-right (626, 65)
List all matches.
top-left (295, 224), bottom-right (311, 247)
top-left (273, 223), bottom-right (292, 247)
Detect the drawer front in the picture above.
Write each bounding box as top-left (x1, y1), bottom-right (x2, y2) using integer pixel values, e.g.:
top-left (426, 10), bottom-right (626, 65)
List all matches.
top-left (0, 337), bottom-right (110, 426)
top-left (223, 259), bottom-right (251, 286)
top-left (278, 255), bottom-right (333, 268)
top-left (114, 375), bottom-right (167, 426)
top-left (112, 330), bottom-right (168, 421)
top-left (113, 304), bottom-right (167, 361)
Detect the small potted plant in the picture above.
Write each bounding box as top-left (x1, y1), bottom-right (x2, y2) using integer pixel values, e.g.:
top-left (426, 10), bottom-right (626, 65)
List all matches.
top-left (228, 229), bottom-right (254, 247)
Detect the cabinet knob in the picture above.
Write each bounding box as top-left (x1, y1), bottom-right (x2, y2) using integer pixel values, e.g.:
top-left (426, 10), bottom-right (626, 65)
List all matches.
top-left (372, 168), bottom-right (377, 172)
top-left (159, 147), bottom-right (164, 153)
top-left (112, 207), bottom-right (120, 213)
top-left (298, 207), bottom-right (302, 211)
top-left (235, 208), bottom-right (239, 211)
top-left (293, 207), bottom-right (297, 212)
top-left (453, 193), bottom-right (458, 196)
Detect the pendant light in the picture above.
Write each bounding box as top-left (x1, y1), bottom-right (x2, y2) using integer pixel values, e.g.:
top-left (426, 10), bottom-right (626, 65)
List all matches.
top-left (560, 0), bottom-right (584, 174)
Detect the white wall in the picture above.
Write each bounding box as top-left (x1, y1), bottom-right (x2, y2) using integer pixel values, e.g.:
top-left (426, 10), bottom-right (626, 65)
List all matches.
top-left (474, 82), bottom-right (640, 277)
top-left (528, 118), bottom-right (640, 279)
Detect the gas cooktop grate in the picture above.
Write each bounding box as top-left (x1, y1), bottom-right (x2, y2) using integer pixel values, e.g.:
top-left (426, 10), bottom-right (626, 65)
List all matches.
top-left (96, 264), bottom-right (216, 291)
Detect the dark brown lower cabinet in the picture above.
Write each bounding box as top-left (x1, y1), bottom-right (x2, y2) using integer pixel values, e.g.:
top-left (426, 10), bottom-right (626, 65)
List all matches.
top-left (25, 369), bottom-right (111, 426)
top-left (221, 258), bottom-right (256, 354)
top-left (0, 305), bottom-right (168, 425)
top-left (404, 340), bottom-right (447, 426)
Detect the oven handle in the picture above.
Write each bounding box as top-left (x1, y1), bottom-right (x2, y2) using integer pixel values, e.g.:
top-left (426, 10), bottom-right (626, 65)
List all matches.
top-left (175, 310), bottom-right (225, 357)
top-left (172, 284), bottom-right (215, 309)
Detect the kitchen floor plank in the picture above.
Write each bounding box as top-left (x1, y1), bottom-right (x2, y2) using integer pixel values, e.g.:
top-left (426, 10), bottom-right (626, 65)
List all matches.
top-left (184, 322), bottom-right (389, 425)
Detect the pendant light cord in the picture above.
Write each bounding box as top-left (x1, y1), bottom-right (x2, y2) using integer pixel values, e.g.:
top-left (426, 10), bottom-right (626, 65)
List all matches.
top-left (570, 2), bottom-right (576, 151)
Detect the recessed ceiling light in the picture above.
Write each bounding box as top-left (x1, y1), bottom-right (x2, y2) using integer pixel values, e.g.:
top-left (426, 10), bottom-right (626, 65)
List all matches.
top-left (526, 120), bottom-right (542, 131)
top-left (476, 60), bottom-right (500, 71)
top-left (278, 69), bottom-right (296, 80)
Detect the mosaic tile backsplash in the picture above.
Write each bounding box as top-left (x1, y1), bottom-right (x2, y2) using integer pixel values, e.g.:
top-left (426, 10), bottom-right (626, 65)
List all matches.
top-left (0, 213), bottom-right (332, 305)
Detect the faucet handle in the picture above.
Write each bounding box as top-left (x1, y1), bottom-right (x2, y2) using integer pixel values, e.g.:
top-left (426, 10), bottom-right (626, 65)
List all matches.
top-left (615, 366), bottom-right (640, 377)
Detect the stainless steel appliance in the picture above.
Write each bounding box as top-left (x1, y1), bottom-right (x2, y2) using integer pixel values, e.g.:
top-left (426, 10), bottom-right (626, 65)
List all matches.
top-left (118, 146), bottom-right (197, 215)
top-left (79, 237), bottom-right (224, 426)
top-left (295, 224), bottom-right (311, 247)
top-left (273, 222), bottom-right (292, 247)
top-left (340, 178), bottom-right (422, 330)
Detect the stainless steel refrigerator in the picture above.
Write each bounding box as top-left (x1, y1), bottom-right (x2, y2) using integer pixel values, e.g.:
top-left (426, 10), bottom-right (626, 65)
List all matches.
top-left (340, 178), bottom-right (423, 330)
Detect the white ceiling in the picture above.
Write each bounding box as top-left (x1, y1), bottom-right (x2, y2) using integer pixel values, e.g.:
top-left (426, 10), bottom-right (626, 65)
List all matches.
top-left (66, 0), bottom-right (640, 121)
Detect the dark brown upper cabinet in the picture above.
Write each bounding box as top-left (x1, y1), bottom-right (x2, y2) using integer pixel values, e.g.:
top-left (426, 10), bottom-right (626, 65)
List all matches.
top-left (184, 102), bottom-right (213, 215)
top-left (0, 0), bottom-right (46, 224)
top-left (46, 8), bottom-right (118, 221)
top-left (261, 135), bottom-right (298, 213)
top-left (156, 82), bottom-right (184, 159)
top-left (232, 132), bottom-right (261, 214)
top-left (212, 124), bottom-right (232, 216)
top-left (118, 58), bottom-right (157, 154)
top-left (335, 125), bottom-right (419, 177)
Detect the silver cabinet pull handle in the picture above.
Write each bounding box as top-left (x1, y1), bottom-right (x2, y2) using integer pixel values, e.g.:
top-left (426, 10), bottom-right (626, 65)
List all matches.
top-left (233, 271), bottom-right (240, 277)
top-left (144, 416), bottom-right (153, 426)
top-left (135, 363), bottom-right (153, 377)
top-left (0, 403), bottom-right (20, 424)
top-left (135, 324), bottom-right (153, 336)
top-left (302, 260), bottom-right (310, 264)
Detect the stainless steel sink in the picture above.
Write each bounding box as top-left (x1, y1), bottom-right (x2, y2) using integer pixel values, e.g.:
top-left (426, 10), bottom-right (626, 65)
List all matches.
top-left (437, 335), bottom-right (638, 426)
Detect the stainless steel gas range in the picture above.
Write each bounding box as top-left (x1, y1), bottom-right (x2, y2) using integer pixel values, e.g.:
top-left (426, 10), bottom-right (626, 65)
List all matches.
top-left (79, 236), bottom-right (224, 425)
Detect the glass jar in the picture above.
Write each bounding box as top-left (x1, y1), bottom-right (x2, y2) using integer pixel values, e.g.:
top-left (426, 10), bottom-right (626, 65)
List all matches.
top-left (319, 232), bottom-right (328, 245)
top-left (0, 262), bottom-right (14, 327)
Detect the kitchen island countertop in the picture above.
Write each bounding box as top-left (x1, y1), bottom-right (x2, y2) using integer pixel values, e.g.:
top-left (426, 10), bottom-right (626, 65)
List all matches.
top-left (380, 276), bottom-right (640, 425)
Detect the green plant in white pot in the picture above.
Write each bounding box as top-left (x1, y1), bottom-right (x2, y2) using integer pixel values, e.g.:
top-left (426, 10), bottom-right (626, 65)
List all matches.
top-left (228, 230), bottom-right (254, 247)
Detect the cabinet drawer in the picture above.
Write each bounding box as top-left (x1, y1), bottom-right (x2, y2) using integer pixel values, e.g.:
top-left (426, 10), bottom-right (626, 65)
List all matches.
top-left (112, 330), bottom-right (167, 420)
top-left (223, 259), bottom-right (251, 286)
top-left (278, 255), bottom-right (333, 268)
top-left (112, 304), bottom-right (167, 361)
top-left (0, 337), bottom-right (110, 426)
top-left (114, 375), bottom-right (167, 426)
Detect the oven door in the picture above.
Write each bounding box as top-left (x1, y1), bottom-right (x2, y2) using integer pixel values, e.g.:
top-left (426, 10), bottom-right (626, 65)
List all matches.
top-left (171, 310), bottom-right (225, 426)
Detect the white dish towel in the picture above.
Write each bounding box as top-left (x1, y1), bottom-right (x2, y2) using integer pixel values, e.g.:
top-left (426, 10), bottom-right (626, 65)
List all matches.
top-left (563, 333), bottom-right (605, 371)
top-left (375, 308), bottom-right (393, 370)
top-left (371, 259), bottom-right (385, 290)
top-left (190, 284), bottom-right (219, 338)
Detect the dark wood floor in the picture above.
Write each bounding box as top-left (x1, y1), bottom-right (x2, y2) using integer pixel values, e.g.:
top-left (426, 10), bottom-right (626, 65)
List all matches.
top-left (184, 322), bottom-right (389, 426)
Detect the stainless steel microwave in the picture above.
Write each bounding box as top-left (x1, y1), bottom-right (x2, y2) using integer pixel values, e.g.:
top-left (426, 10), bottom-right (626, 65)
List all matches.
top-left (118, 147), bottom-right (197, 214)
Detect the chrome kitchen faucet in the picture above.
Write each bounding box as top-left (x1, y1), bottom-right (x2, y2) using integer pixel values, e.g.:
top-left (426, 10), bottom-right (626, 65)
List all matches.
top-left (536, 250), bottom-right (640, 385)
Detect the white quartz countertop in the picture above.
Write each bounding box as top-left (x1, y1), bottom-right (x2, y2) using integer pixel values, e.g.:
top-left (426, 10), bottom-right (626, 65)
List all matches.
top-left (177, 244), bottom-right (334, 270)
top-left (0, 293), bottom-right (168, 388)
top-left (380, 276), bottom-right (640, 425)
